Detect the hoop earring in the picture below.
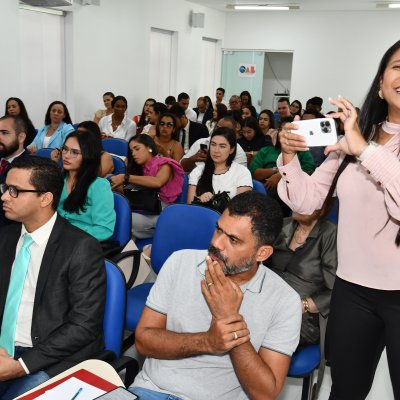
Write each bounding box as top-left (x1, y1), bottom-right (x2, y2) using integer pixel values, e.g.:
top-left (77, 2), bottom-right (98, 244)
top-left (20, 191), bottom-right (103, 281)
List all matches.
top-left (378, 89), bottom-right (384, 100)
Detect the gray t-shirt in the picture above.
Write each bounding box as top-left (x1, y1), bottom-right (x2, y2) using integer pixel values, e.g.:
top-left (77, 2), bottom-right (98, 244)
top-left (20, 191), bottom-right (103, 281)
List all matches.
top-left (133, 249), bottom-right (301, 400)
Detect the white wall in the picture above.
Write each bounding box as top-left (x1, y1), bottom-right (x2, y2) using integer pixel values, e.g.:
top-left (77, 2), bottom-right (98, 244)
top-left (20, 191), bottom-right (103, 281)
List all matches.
top-left (67, 0), bottom-right (226, 123)
top-left (224, 10), bottom-right (400, 113)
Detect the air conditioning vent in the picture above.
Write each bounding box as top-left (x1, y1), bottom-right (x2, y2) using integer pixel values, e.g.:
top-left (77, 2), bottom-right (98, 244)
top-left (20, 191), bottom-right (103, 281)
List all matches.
top-left (21, 0), bottom-right (72, 7)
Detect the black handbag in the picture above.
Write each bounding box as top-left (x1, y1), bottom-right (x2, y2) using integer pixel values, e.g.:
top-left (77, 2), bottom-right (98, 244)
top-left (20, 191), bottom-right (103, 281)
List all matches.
top-left (123, 184), bottom-right (162, 214)
top-left (192, 191), bottom-right (230, 214)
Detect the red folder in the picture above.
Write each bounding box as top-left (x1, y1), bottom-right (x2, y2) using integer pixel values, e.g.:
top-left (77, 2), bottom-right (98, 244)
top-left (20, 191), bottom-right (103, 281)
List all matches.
top-left (18, 369), bottom-right (118, 399)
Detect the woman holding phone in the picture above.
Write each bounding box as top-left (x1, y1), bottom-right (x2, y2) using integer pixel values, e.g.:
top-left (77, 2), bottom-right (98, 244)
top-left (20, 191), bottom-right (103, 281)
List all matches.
top-left (276, 41), bottom-right (400, 399)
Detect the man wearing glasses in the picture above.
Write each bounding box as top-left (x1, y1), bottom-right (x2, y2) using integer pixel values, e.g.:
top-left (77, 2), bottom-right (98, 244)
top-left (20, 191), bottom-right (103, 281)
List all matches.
top-left (0, 115), bottom-right (29, 227)
top-left (0, 156), bottom-right (105, 399)
top-left (229, 95), bottom-right (242, 112)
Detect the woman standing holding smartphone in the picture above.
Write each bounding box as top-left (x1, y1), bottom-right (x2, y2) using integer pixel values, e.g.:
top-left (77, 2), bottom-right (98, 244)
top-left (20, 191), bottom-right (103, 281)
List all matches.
top-left (276, 41), bottom-right (400, 399)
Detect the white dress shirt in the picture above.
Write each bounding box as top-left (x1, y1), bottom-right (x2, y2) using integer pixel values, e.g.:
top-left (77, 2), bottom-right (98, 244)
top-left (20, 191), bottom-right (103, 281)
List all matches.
top-left (99, 114), bottom-right (136, 141)
top-left (185, 107), bottom-right (197, 123)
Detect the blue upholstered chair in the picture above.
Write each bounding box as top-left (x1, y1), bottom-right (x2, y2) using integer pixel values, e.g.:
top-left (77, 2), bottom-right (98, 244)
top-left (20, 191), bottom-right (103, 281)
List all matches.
top-left (288, 344), bottom-right (321, 400)
top-left (125, 204), bottom-right (220, 333)
top-left (252, 179), bottom-right (267, 195)
top-left (174, 173), bottom-right (189, 203)
top-left (102, 138), bottom-right (129, 157)
top-left (35, 147), bottom-right (55, 159)
top-left (110, 192), bottom-right (131, 249)
top-left (111, 155), bottom-right (126, 174)
top-left (101, 260), bottom-right (138, 386)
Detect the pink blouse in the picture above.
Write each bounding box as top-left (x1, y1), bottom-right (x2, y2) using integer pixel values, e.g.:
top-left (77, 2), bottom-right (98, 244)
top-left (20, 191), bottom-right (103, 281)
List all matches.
top-left (277, 132), bottom-right (400, 290)
top-left (142, 156), bottom-right (184, 204)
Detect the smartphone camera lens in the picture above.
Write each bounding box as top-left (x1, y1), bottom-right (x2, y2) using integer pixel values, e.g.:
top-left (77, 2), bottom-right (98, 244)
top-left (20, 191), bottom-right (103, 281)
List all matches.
top-left (320, 121), bottom-right (331, 133)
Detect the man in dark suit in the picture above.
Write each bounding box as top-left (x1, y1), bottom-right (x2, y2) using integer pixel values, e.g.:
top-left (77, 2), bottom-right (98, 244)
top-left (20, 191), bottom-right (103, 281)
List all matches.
top-left (0, 115), bottom-right (30, 227)
top-left (0, 156), bottom-right (105, 399)
top-left (169, 104), bottom-right (209, 154)
top-left (193, 96), bottom-right (213, 126)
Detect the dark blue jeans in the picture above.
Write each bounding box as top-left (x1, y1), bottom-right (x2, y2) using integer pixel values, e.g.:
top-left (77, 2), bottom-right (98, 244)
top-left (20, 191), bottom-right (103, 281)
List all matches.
top-left (130, 387), bottom-right (183, 400)
top-left (0, 347), bottom-right (50, 400)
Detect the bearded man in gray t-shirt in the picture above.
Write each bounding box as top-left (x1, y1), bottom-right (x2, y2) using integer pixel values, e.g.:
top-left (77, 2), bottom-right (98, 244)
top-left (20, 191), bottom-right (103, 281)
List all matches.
top-left (130, 192), bottom-right (302, 400)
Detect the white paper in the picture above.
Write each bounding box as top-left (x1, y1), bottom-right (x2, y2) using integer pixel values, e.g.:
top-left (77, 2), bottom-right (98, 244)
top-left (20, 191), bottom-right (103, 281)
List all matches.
top-left (35, 376), bottom-right (106, 400)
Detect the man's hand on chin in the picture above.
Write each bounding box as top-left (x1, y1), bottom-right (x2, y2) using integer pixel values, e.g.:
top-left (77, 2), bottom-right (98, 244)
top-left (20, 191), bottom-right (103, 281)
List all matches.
top-left (0, 348), bottom-right (26, 381)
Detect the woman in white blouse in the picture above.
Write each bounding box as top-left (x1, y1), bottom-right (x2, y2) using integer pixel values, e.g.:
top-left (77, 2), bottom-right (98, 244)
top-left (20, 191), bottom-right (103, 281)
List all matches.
top-left (187, 127), bottom-right (253, 204)
top-left (99, 95), bottom-right (136, 141)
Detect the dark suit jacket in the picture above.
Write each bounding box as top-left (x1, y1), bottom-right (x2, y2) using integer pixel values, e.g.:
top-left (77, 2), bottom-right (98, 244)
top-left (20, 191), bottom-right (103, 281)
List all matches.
top-left (193, 107), bottom-right (213, 125)
top-left (0, 150), bottom-right (29, 227)
top-left (187, 121), bottom-right (209, 148)
top-left (0, 215), bottom-right (106, 377)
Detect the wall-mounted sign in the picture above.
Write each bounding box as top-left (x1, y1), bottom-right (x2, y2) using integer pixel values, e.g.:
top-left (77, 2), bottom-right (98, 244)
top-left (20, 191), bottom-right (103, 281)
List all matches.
top-left (238, 64), bottom-right (256, 77)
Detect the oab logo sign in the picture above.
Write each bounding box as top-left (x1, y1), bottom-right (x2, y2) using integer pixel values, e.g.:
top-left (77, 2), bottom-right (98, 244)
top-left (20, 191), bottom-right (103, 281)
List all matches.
top-left (238, 64), bottom-right (256, 77)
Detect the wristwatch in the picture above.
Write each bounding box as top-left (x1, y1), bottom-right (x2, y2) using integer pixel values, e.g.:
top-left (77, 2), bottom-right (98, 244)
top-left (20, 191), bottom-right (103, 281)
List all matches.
top-left (124, 173), bottom-right (130, 185)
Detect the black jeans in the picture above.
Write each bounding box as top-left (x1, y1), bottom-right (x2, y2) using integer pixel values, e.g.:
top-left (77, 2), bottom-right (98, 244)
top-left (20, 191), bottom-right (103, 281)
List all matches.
top-left (327, 277), bottom-right (400, 400)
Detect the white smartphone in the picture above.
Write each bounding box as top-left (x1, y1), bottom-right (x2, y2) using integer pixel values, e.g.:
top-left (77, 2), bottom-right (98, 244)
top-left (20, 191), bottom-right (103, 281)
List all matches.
top-left (293, 118), bottom-right (337, 147)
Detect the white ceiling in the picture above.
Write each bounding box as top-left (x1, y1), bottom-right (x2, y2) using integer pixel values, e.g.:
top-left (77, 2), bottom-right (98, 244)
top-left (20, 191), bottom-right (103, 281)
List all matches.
top-left (187, 0), bottom-right (397, 12)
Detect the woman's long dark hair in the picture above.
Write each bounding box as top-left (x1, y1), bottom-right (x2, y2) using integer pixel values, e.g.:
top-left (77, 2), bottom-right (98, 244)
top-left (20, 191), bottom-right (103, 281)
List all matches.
top-left (155, 113), bottom-right (179, 141)
top-left (137, 98), bottom-right (156, 129)
top-left (126, 134), bottom-right (158, 176)
top-left (5, 97), bottom-right (36, 146)
top-left (242, 116), bottom-right (264, 140)
top-left (62, 130), bottom-right (101, 213)
top-left (196, 127), bottom-right (237, 196)
top-left (45, 101), bottom-right (73, 125)
top-left (321, 40), bottom-right (400, 245)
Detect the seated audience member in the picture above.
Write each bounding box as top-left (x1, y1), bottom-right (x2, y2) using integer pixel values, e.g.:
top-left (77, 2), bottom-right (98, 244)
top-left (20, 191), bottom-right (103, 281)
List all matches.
top-left (27, 101), bottom-right (74, 154)
top-left (242, 105), bottom-right (257, 119)
top-left (203, 95), bottom-right (214, 111)
top-left (229, 95), bottom-right (242, 112)
top-left (249, 129), bottom-right (314, 216)
top-left (5, 97), bottom-right (36, 147)
top-left (301, 108), bottom-right (327, 167)
top-left (129, 191), bottom-right (301, 400)
top-left (187, 127), bottom-right (252, 206)
top-left (238, 117), bottom-right (272, 166)
top-left (290, 99), bottom-right (303, 117)
top-left (277, 98), bottom-right (291, 127)
top-left (206, 102), bottom-right (228, 134)
top-left (181, 116), bottom-right (247, 173)
top-left (258, 109), bottom-right (278, 145)
top-left (93, 92), bottom-right (114, 124)
top-left (99, 95), bottom-right (136, 141)
top-left (135, 98), bottom-right (156, 134)
top-left (0, 116), bottom-right (30, 227)
top-left (214, 87), bottom-right (229, 109)
top-left (305, 96), bottom-right (323, 113)
top-left (193, 96), bottom-right (213, 125)
top-left (177, 92), bottom-right (197, 122)
top-left (267, 209), bottom-right (337, 345)
top-left (169, 104), bottom-right (209, 154)
top-left (165, 95), bottom-right (176, 109)
top-left (154, 113), bottom-right (184, 162)
top-left (57, 130), bottom-right (116, 242)
top-left (141, 102), bottom-right (168, 138)
top-left (0, 156), bottom-right (105, 399)
top-left (240, 90), bottom-right (253, 107)
top-left (110, 134), bottom-right (184, 240)
top-left (52, 121), bottom-right (114, 177)
top-left (228, 109), bottom-right (244, 139)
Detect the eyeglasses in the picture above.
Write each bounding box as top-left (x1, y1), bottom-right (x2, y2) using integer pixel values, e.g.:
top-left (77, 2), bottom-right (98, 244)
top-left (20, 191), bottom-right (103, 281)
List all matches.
top-left (0, 183), bottom-right (43, 198)
top-left (62, 145), bottom-right (81, 158)
top-left (159, 121), bottom-right (175, 128)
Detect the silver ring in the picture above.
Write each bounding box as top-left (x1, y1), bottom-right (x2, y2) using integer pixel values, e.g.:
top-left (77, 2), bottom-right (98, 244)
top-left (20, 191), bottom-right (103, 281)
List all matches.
top-left (207, 282), bottom-right (214, 287)
top-left (233, 331), bottom-right (238, 340)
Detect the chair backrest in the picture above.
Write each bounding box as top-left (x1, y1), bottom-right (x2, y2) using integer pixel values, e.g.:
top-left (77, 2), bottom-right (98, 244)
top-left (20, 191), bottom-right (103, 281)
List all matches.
top-left (72, 123), bottom-right (79, 130)
top-left (35, 148), bottom-right (55, 159)
top-left (252, 179), bottom-right (267, 195)
top-left (110, 192), bottom-right (131, 247)
top-left (151, 204), bottom-right (220, 273)
top-left (104, 259), bottom-right (126, 358)
top-left (111, 155), bottom-right (126, 174)
top-left (102, 138), bottom-right (129, 157)
top-left (174, 173), bottom-right (189, 204)
top-left (327, 197), bottom-right (339, 225)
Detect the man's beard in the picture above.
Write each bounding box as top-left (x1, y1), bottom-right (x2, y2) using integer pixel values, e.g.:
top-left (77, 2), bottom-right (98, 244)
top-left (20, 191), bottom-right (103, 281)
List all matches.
top-left (0, 138), bottom-right (19, 159)
top-left (208, 244), bottom-right (256, 276)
